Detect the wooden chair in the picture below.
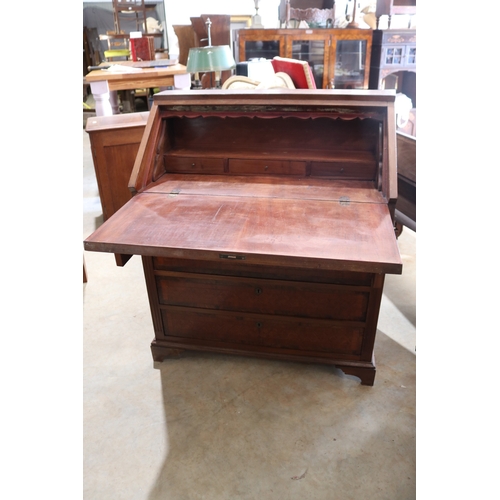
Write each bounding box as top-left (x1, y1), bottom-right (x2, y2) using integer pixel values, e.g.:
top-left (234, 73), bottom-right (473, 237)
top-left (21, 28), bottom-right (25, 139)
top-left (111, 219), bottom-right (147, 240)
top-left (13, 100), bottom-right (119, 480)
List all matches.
top-left (190, 15), bottom-right (230, 47)
top-left (112, 0), bottom-right (149, 34)
top-left (173, 25), bottom-right (197, 66)
top-left (103, 34), bottom-right (130, 61)
top-left (83, 27), bottom-right (101, 74)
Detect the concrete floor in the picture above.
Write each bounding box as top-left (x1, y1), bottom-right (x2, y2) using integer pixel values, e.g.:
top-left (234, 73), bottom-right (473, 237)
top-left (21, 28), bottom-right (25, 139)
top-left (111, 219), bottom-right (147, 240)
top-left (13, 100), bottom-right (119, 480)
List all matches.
top-left (83, 127), bottom-right (416, 499)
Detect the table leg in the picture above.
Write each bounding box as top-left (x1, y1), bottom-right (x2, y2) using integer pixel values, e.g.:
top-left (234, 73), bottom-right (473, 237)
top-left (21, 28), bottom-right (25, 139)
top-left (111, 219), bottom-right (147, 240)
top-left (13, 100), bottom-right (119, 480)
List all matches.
top-left (89, 80), bottom-right (120, 116)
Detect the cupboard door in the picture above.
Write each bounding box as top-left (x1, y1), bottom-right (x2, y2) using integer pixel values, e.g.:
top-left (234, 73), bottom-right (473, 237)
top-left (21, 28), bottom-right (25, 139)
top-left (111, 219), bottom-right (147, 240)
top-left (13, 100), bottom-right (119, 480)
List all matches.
top-left (331, 31), bottom-right (372, 89)
top-left (334, 39), bottom-right (369, 89)
top-left (287, 33), bottom-right (331, 89)
top-left (238, 32), bottom-right (283, 62)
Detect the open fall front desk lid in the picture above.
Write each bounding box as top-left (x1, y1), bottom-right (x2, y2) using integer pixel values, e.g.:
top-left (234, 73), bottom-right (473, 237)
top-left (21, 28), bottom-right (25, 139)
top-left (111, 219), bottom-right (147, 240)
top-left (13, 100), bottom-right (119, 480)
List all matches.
top-left (84, 175), bottom-right (402, 275)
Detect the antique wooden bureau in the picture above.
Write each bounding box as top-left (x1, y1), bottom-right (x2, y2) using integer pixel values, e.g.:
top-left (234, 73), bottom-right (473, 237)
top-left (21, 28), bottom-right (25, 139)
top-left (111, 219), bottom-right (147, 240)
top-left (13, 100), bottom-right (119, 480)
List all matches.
top-left (84, 89), bottom-right (402, 385)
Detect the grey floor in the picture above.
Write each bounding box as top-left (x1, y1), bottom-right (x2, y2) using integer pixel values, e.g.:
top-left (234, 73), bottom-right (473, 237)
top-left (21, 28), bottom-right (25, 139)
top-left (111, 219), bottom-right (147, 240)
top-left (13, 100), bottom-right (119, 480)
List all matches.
top-left (83, 125), bottom-right (416, 499)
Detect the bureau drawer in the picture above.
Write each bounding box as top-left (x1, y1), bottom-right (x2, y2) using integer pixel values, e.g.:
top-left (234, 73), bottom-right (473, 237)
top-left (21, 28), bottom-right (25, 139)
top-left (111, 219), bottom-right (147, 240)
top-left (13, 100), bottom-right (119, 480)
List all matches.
top-left (228, 159), bottom-right (306, 175)
top-left (156, 273), bottom-right (369, 321)
top-left (161, 306), bottom-right (364, 356)
top-left (152, 257), bottom-right (374, 286)
top-left (164, 156), bottom-right (225, 174)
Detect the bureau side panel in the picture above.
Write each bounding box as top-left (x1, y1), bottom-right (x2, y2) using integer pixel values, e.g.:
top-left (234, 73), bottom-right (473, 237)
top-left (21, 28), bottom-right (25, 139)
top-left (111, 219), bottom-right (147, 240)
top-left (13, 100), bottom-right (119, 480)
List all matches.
top-left (142, 256), bottom-right (165, 339)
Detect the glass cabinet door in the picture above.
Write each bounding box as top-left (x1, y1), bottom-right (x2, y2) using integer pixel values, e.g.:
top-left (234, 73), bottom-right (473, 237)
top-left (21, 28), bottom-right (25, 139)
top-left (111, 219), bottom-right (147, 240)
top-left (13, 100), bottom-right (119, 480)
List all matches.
top-left (244, 40), bottom-right (281, 60)
top-left (333, 39), bottom-right (367, 89)
top-left (383, 45), bottom-right (416, 68)
top-left (407, 47), bottom-right (416, 65)
top-left (290, 38), bottom-right (327, 89)
top-left (384, 45), bottom-right (405, 66)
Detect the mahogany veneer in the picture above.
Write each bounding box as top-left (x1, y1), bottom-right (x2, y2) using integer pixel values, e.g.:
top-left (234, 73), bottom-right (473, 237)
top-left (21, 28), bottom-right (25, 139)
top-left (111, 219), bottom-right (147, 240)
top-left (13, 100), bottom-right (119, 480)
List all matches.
top-left (84, 89), bottom-right (402, 385)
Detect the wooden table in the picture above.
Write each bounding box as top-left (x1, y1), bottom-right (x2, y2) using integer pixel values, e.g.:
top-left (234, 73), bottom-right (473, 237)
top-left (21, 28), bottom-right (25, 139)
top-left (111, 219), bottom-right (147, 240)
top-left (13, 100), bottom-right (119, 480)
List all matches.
top-left (84, 61), bottom-right (190, 116)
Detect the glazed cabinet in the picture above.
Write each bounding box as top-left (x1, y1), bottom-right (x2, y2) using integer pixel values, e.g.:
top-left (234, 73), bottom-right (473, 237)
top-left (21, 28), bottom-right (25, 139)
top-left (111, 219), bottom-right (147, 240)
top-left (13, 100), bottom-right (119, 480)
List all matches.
top-left (235, 28), bottom-right (373, 89)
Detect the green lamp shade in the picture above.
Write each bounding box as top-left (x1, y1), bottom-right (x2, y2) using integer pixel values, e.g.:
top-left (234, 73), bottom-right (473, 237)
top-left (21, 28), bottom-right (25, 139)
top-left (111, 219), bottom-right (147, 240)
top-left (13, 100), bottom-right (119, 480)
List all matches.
top-left (186, 45), bottom-right (236, 73)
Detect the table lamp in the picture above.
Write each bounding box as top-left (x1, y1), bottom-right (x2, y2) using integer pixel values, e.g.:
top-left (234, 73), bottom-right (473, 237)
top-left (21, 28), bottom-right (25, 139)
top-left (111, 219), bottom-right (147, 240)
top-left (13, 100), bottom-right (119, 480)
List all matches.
top-left (186, 18), bottom-right (236, 89)
top-left (252, 0), bottom-right (264, 28)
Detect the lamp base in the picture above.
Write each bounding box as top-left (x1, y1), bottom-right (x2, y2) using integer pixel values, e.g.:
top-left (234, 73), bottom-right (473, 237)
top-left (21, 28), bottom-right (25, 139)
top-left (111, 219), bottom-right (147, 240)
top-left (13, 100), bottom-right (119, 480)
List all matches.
top-left (252, 14), bottom-right (264, 28)
top-left (191, 79), bottom-right (202, 90)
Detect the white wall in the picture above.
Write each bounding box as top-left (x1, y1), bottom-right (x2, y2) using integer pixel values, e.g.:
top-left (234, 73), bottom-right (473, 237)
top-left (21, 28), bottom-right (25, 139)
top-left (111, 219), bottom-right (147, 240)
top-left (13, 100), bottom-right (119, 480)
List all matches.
top-left (164, 1), bottom-right (281, 28)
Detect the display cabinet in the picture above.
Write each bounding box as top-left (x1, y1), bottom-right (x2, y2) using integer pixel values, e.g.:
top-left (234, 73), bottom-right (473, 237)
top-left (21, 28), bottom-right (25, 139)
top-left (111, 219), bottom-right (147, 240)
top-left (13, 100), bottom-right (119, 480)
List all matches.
top-left (369, 30), bottom-right (416, 91)
top-left (84, 89), bottom-right (402, 386)
top-left (236, 29), bottom-right (373, 89)
top-left (369, 29), bottom-right (416, 136)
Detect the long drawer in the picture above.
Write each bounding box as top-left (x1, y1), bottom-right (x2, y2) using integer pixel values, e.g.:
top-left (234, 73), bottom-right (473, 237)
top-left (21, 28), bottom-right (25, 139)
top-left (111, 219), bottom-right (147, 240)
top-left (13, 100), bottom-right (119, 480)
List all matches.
top-left (161, 306), bottom-right (364, 356)
top-left (156, 273), bottom-right (369, 321)
top-left (152, 257), bottom-right (374, 286)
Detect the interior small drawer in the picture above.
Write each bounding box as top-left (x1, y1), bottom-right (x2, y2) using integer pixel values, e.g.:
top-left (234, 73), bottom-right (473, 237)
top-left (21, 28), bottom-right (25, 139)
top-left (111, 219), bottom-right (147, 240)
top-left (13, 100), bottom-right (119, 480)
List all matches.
top-left (164, 156), bottom-right (225, 174)
top-left (161, 306), bottom-right (364, 356)
top-left (228, 159), bottom-right (306, 175)
top-left (310, 161), bottom-right (376, 180)
top-left (156, 274), bottom-right (369, 321)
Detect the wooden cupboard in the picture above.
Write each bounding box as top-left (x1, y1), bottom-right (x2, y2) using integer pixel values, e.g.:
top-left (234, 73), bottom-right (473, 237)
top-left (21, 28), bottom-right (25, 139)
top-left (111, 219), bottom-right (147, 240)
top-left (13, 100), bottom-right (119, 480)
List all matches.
top-left (235, 28), bottom-right (373, 89)
top-left (85, 111), bottom-right (149, 265)
top-left (84, 90), bottom-right (402, 386)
